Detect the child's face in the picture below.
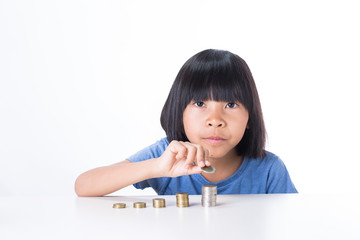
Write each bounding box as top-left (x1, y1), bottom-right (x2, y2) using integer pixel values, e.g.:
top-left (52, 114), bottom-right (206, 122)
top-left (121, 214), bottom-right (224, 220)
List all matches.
top-left (183, 100), bottom-right (249, 159)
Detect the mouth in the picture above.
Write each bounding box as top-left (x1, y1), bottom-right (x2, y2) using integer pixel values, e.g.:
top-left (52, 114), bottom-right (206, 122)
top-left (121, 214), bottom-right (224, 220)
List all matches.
top-left (203, 136), bottom-right (225, 144)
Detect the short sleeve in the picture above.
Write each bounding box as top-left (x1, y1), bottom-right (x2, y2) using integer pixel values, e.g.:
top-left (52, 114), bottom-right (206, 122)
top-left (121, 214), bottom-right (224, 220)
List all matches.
top-left (266, 156), bottom-right (298, 194)
top-left (127, 138), bottom-right (169, 192)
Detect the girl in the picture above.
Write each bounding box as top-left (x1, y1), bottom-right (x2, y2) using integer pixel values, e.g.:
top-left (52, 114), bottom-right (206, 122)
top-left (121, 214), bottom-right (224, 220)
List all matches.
top-left (75, 49), bottom-right (297, 197)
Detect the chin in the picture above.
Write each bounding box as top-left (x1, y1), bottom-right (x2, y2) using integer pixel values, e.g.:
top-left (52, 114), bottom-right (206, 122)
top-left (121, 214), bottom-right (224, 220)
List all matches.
top-left (208, 147), bottom-right (237, 159)
top-left (208, 151), bottom-right (227, 159)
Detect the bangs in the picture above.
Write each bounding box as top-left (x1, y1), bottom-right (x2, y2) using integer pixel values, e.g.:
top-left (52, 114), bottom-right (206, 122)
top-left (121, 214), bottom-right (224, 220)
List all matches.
top-left (188, 75), bottom-right (250, 108)
top-left (180, 52), bottom-right (252, 110)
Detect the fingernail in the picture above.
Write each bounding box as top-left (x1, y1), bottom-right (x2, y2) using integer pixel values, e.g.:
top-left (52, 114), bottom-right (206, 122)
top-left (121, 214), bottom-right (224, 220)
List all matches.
top-left (205, 161), bottom-right (211, 166)
top-left (184, 164), bottom-right (190, 169)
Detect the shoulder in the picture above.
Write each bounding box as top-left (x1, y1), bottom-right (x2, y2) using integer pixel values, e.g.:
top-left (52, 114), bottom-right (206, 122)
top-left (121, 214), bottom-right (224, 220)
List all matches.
top-left (257, 152), bottom-right (297, 193)
top-left (261, 152), bottom-right (290, 176)
top-left (246, 151), bottom-right (284, 170)
top-left (127, 137), bottom-right (169, 163)
top-left (148, 137), bottom-right (170, 151)
top-left (262, 151), bottom-right (284, 167)
top-left (244, 151), bottom-right (291, 179)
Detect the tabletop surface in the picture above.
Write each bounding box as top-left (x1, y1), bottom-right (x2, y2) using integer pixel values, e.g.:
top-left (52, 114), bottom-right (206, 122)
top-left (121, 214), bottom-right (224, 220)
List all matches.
top-left (1, 194), bottom-right (359, 240)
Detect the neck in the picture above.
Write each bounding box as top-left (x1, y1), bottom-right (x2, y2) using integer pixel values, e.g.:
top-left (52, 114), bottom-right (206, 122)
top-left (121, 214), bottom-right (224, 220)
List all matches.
top-left (201, 150), bottom-right (244, 183)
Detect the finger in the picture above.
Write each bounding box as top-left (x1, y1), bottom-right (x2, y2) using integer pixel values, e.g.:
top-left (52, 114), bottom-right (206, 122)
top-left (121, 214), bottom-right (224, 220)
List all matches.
top-left (183, 142), bottom-right (197, 167)
top-left (204, 148), bottom-right (211, 166)
top-left (195, 144), bottom-right (206, 168)
top-left (169, 141), bottom-right (187, 160)
top-left (185, 164), bottom-right (202, 175)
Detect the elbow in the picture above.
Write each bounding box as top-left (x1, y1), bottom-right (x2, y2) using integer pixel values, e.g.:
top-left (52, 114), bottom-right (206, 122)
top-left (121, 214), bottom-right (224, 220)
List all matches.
top-left (74, 175), bottom-right (91, 197)
top-left (74, 174), bottom-right (105, 197)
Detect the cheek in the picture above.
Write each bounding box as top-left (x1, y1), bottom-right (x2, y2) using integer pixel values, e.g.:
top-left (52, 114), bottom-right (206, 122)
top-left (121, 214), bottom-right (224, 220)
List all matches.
top-left (183, 109), bottom-right (201, 141)
top-left (183, 117), bottom-right (198, 140)
top-left (234, 126), bottom-right (247, 142)
top-left (182, 110), bottom-right (191, 138)
top-left (231, 115), bottom-right (249, 141)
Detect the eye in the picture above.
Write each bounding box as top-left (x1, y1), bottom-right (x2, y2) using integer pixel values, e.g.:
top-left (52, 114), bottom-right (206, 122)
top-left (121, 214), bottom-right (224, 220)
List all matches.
top-left (194, 101), bottom-right (206, 107)
top-left (226, 102), bottom-right (238, 108)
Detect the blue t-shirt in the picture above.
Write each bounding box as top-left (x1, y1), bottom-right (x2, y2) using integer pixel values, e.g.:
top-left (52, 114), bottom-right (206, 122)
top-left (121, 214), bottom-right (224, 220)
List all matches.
top-left (128, 138), bottom-right (297, 195)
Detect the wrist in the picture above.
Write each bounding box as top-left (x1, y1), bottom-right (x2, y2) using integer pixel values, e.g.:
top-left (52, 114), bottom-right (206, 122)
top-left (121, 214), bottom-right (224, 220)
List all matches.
top-left (147, 158), bottom-right (163, 178)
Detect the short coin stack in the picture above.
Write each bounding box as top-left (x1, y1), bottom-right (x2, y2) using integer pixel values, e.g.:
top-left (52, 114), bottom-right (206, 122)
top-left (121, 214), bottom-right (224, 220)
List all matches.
top-left (133, 202), bottom-right (146, 208)
top-left (176, 193), bottom-right (189, 207)
top-left (152, 198), bottom-right (166, 208)
top-left (201, 185), bottom-right (217, 207)
top-left (112, 203), bottom-right (126, 209)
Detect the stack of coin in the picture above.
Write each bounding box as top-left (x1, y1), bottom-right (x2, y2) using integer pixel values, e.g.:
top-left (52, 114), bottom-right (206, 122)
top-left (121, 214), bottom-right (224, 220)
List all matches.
top-left (152, 198), bottom-right (166, 208)
top-left (113, 203), bottom-right (126, 209)
top-left (133, 202), bottom-right (146, 208)
top-left (201, 185), bottom-right (217, 207)
top-left (176, 193), bottom-right (189, 207)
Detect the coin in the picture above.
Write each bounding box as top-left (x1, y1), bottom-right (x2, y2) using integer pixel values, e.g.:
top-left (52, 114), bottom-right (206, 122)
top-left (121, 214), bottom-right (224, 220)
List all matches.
top-left (133, 202), bottom-right (146, 208)
top-left (176, 192), bottom-right (189, 207)
top-left (202, 185), bottom-right (217, 193)
top-left (201, 165), bottom-right (216, 173)
top-left (201, 185), bottom-right (217, 207)
top-left (113, 203), bottom-right (126, 209)
top-left (152, 198), bottom-right (166, 208)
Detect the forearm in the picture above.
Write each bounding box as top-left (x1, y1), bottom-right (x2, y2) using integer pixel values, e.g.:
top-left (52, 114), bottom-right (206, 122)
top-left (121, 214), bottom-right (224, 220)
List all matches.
top-left (75, 158), bottom-right (161, 197)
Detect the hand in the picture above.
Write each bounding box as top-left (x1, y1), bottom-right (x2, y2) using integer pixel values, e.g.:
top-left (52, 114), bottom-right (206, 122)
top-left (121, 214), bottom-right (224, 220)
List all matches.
top-left (156, 140), bottom-right (210, 177)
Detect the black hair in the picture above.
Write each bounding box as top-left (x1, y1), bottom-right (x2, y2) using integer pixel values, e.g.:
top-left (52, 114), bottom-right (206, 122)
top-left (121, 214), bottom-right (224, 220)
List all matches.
top-left (160, 49), bottom-right (266, 158)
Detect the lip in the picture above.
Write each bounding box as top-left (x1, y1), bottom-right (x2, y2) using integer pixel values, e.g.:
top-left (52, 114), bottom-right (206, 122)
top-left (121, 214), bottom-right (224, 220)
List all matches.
top-left (203, 136), bottom-right (225, 144)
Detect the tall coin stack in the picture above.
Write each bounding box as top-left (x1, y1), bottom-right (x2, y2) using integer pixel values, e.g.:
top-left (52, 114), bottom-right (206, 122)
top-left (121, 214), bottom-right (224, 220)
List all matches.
top-left (176, 193), bottom-right (189, 207)
top-left (201, 185), bottom-right (217, 207)
top-left (152, 198), bottom-right (166, 208)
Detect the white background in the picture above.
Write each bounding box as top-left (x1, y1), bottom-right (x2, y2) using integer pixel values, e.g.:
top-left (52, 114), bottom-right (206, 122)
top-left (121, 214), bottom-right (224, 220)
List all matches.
top-left (1, 0), bottom-right (359, 196)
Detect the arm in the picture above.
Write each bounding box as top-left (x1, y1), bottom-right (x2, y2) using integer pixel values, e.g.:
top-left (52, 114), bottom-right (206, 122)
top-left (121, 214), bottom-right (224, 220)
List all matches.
top-left (74, 140), bottom-right (210, 197)
top-left (75, 159), bottom-right (160, 197)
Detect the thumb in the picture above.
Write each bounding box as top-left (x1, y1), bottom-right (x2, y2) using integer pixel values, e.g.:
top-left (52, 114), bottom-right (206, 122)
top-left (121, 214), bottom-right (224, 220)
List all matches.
top-left (184, 165), bottom-right (202, 175)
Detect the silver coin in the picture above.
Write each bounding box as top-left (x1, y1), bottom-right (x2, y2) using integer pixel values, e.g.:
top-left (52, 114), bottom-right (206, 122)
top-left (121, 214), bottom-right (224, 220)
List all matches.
top-left (201, 201), bottom-right (216, 207)
top-left (201, 165), bottom-right (216, 173)
top-left (202, 185), bottom-right (217, 191)
top-left (201, 185), bottom-right (217, 207)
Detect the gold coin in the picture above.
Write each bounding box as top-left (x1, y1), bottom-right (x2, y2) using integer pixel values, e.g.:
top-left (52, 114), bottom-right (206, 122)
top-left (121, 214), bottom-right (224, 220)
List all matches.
top-left (176, 204), bottom-right (189, 207)
top-left (201, 165), bottom-right (216, 173)
top-left (152, 198), bottom-right (166, 208)
top-left (176, 193), bottom-right (189, 198)
top-left (113, 203), bottom-right (126, 209)
top-left (133, 202), bottom-right (146, 208)
top-left (176, 192), bottom-right (189, 207)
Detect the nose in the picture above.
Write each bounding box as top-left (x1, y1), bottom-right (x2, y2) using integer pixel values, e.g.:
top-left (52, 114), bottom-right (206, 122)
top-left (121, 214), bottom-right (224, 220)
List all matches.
top-left (207, 121), bottom-right (224, 127)
top-left (206, 113), bottom-right (225, 128)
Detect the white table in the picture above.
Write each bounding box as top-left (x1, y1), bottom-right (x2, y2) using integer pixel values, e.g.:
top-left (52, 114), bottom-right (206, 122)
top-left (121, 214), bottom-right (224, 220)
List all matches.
top-left (1, 194), bottom-right (359, 240)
